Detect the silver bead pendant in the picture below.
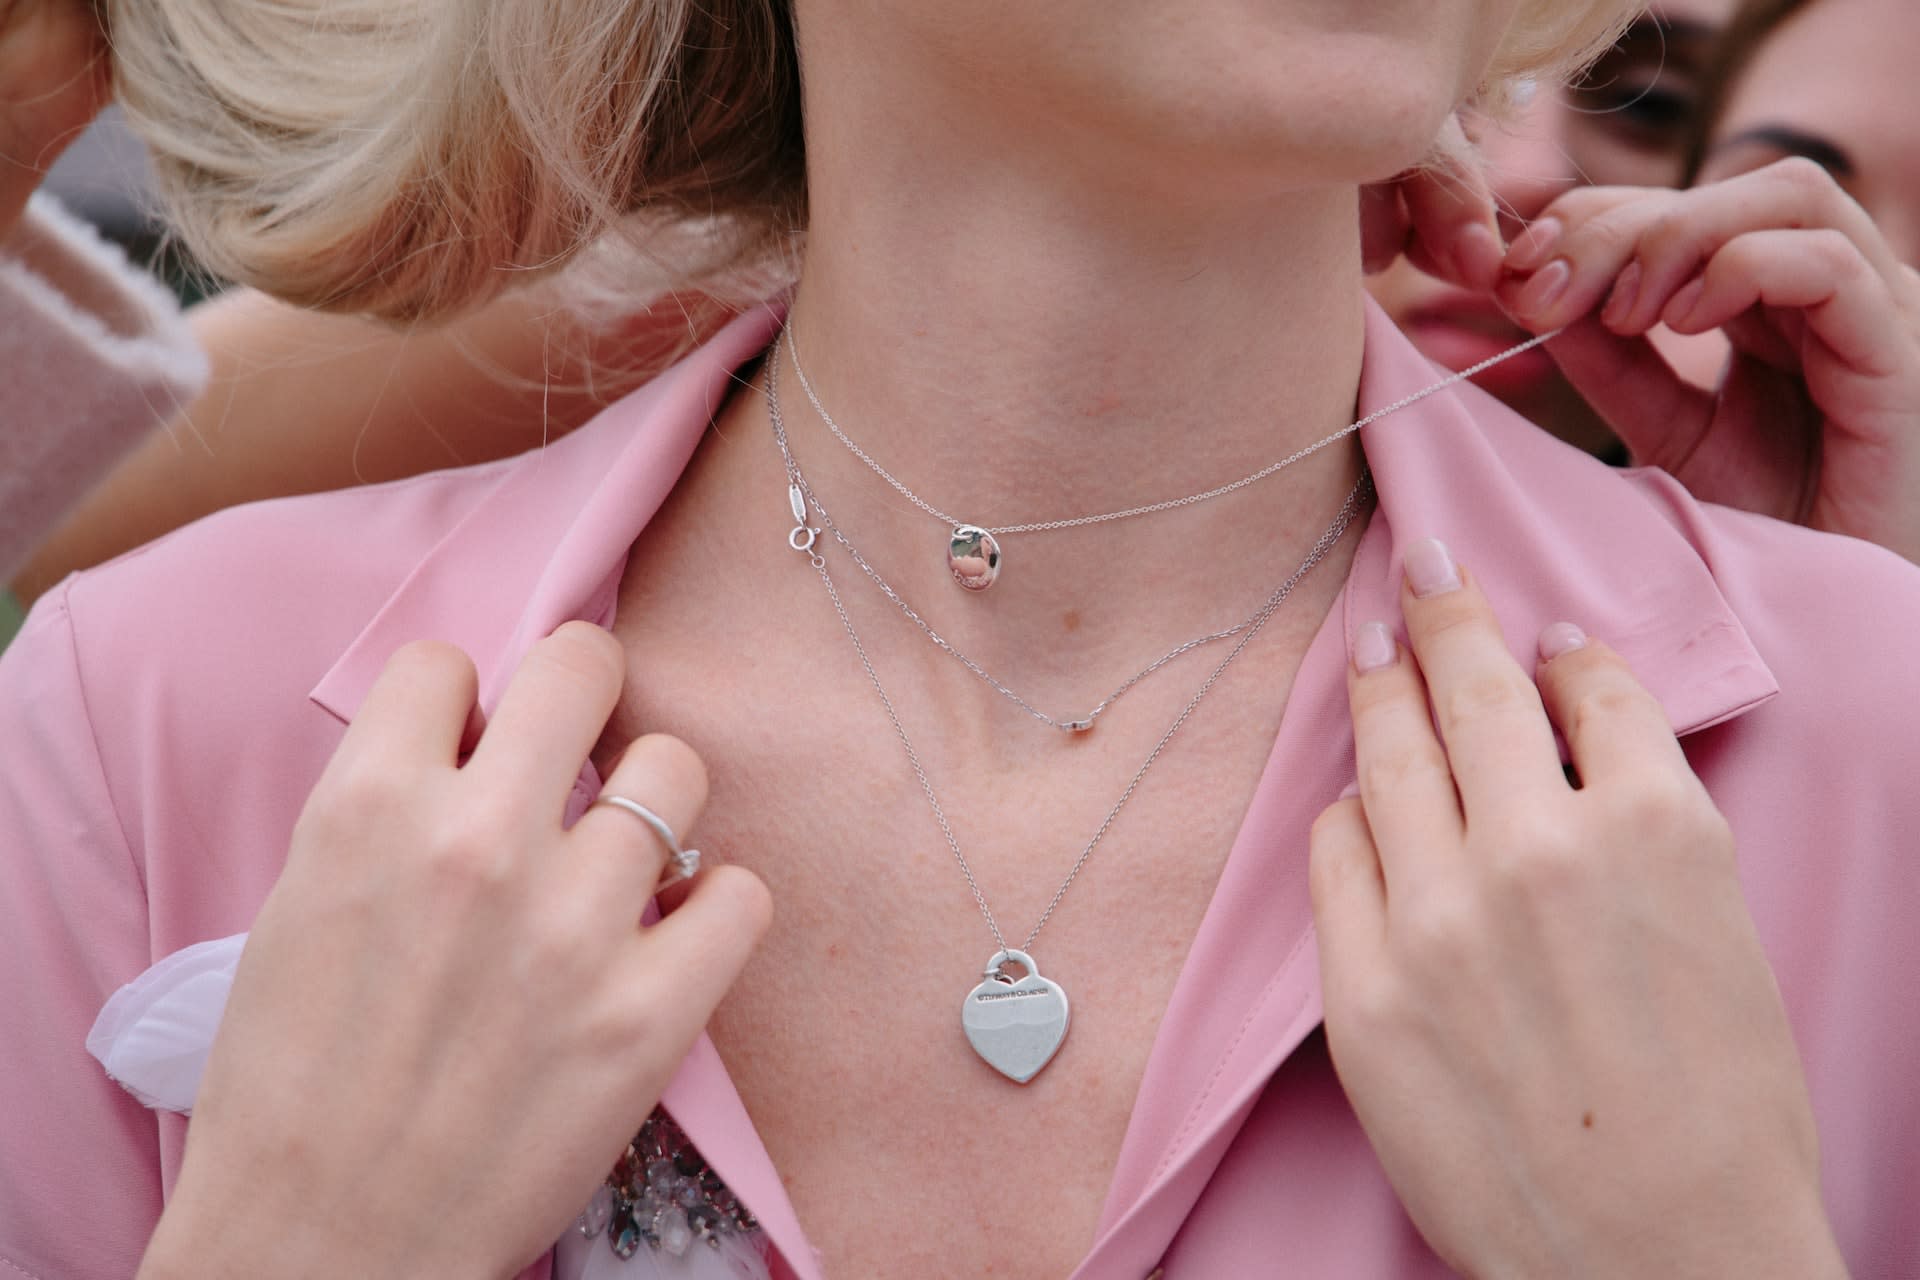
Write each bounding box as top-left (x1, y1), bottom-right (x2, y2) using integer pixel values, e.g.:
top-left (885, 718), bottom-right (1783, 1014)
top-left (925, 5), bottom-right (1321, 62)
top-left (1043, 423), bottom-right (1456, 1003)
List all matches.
top-left (948, 525), bottom-right (1002, 591)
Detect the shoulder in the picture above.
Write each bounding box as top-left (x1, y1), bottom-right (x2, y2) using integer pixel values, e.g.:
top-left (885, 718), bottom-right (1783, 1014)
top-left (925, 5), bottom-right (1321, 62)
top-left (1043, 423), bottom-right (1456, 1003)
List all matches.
top-left (55, 456), bottom-right (524, 704)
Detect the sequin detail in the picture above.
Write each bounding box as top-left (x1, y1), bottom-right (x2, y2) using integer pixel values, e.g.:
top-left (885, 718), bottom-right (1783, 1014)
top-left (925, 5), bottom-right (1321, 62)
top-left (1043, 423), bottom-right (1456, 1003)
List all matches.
top-left (575, 1110), bottom-right (759, 1260)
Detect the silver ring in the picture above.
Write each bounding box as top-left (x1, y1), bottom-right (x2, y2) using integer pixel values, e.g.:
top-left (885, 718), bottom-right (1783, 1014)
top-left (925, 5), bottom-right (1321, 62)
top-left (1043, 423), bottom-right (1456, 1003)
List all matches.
top-left (591, 794), bottom-right (702, 883)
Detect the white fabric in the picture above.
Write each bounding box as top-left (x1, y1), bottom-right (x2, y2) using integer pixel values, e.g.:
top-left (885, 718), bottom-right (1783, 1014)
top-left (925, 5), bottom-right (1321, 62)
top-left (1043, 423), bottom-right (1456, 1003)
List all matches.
top-left (85, 932), bottom-right (241, 1114)
top-left (86, 935), bottom-right (770, 1278)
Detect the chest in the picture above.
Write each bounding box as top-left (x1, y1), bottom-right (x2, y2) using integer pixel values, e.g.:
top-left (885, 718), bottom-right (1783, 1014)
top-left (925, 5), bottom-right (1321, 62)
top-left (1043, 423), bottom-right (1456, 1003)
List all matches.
top-left (601, 634), bottom-right (1311, 1279)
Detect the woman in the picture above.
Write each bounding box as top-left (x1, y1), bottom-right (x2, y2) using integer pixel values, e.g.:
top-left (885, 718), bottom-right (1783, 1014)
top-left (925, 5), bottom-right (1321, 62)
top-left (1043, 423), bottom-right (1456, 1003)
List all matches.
top-left (1688, 0), bottom-right (1920, 261)
top-left (0, 3), bottom-right (1911, 1279)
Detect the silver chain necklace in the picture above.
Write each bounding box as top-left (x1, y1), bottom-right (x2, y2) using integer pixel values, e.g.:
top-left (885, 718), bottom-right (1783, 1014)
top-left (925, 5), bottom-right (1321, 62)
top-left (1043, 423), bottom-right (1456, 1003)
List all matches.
top-left (771, 343), bottom-right (1259, 736)
top-left (769, 346), bottom-right (1371, 1082)
top-left (783, 321), bottom-right (1559, 592)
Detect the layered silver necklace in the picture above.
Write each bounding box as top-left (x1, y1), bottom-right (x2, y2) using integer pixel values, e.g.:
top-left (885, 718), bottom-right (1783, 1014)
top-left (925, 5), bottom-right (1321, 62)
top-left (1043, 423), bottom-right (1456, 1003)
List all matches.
top-left (783, 322), bottom-right (1559, 592)
top-left (766, 340), bottom-right (1370, 1082)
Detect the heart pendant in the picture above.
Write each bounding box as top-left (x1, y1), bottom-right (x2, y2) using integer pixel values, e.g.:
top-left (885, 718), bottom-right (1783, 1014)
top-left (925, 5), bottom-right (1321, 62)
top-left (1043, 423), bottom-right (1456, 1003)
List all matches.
top-left (960, 949), bottom-right (1070, 1083)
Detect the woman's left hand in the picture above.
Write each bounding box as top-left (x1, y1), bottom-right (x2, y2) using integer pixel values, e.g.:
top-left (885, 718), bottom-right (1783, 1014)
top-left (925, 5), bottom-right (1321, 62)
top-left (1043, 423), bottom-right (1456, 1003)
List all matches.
top-left (1309, 540), bottom-right (1848, 1279)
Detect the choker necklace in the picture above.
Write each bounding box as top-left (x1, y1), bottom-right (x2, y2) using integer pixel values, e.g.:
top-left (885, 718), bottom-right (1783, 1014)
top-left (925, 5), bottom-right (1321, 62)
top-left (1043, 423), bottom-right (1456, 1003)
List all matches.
top-left (773, 342), bottom-right (1260, 737)
top-left (768, 345), bottom-right (1371, 1082)
top-left (783, 322), bottom-right (1559, 592)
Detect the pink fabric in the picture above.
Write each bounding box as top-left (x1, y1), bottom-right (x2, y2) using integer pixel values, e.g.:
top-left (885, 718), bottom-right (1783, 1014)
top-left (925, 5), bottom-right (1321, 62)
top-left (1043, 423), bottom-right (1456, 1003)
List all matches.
top-left (0, 195), bottom-right (208, 581)
top-left (3, 298), bottom-right (1917, 1279)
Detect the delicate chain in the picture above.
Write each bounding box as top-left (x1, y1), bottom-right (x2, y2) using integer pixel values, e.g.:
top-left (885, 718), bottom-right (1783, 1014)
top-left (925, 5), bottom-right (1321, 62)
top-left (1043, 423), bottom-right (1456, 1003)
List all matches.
top-left (778, 362), bottom-right (1372, 954)
top-left (785, 321), bottom-right (1560, 535)
top-left (770, 343), bottom-right (1254, 733)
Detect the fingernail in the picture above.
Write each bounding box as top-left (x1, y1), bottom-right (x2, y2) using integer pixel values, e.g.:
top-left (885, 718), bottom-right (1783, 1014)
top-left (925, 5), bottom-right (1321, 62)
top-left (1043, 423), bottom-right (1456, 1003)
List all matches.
top-left (1662, 276), bottom-right (1707, 330)
top-left (1538, 621), bottom-right (1589, 660)
top-left (1404, 537), bottom-right (1462, 598)
top-left (1504, 217), bottom-right (1563, 272)
top-left (1600, 261), bottom-right (1643, 330)
top-left (1513, 258), bottom-right (1571, 322)
top-left (1354, 620), bottom-right (1397, 673)
top-left (1452, 222), bottom-right (1503, 286)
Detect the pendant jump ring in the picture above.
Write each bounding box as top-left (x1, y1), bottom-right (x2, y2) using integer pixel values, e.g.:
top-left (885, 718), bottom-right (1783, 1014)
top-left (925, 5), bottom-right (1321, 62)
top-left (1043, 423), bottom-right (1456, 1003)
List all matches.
top-left (984, 948), bottom-right (1035, 980)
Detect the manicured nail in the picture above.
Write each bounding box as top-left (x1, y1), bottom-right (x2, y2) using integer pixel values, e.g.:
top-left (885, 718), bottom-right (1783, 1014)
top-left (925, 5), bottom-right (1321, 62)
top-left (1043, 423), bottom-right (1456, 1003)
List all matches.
top-left (1452, 222), bottom-right (1504, 286)
top-left (1662, 276), bottom-right (1708, 331)
top-left (1600, 261), bottom-right (1643, 330)
top-left (1404, 538), bottom-right (1462, 598)
top-left (1504, 217), bottom-right (1563, 273)
top-left (1512, 258), bottom-right (1571, 322)
top-left (1538, 621), bottom-right (1589, 660)
top-left (1354, 620), bottom-right (1397, 673)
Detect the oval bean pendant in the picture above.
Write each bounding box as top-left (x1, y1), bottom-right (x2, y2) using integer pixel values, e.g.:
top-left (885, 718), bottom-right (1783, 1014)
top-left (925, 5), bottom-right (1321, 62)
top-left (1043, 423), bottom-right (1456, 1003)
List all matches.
top-left (948, 525), bottom-right (1002, 591)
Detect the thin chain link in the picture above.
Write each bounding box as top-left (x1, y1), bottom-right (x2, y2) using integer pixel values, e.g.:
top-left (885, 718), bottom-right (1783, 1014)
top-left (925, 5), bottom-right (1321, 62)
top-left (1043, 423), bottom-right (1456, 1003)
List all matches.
top-left (771, 344), bottom-right (1254, 733)
top-left (778, 349), bottom-right (1372, 953)
top-left (785, 321), bottom-right (1560, 535)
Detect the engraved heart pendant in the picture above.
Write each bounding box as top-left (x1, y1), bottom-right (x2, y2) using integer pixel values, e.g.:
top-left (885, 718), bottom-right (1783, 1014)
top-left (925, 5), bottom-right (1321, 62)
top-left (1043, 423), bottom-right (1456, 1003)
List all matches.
top-left (960, 949), bottom-right (1070, 1083)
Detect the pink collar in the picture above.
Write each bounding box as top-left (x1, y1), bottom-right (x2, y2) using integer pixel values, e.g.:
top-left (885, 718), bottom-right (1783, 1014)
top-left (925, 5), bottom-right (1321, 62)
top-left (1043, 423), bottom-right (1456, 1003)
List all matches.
top-left (309, 296), bottom-right (1777, 1277)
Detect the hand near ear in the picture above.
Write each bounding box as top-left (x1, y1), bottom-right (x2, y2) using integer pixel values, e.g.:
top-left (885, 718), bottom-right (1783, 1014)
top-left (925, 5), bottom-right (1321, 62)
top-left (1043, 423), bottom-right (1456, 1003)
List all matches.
top-left (1496, 159), bottom-right (1920, 564)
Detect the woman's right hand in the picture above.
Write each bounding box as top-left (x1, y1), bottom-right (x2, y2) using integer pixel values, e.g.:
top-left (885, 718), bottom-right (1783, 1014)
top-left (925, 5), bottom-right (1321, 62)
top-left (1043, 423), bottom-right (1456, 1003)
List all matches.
top-left (138, 623), bottom-right (773, 1280)
top-left (1496, 160), bottom-right (1920, 564)
top-left (0, 0), bottom-right (111, 237)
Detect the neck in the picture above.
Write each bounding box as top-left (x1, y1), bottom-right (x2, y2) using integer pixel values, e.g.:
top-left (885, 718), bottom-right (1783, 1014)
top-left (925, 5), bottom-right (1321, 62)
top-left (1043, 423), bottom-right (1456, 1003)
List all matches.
top-left (789, 124), bottom-right (1370, 518)
top-left (693, 51), bottom-right (1386, 728)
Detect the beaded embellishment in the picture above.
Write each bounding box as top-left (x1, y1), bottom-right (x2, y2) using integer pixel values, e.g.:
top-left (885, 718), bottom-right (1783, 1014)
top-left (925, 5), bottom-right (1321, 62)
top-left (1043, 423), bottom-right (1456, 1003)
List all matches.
top-left (576, 1109), bottom-right (759, 1260)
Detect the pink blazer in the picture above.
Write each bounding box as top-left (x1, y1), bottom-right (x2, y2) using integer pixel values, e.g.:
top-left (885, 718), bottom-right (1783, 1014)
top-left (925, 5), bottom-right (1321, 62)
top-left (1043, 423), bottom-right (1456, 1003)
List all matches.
top-left (3, 299), bottom-right (1917, 1279)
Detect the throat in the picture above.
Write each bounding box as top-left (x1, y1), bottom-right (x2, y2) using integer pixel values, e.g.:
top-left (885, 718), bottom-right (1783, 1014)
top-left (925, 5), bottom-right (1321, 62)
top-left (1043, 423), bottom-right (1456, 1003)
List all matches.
top-left (601, 365), bottom-right (1363, 1275)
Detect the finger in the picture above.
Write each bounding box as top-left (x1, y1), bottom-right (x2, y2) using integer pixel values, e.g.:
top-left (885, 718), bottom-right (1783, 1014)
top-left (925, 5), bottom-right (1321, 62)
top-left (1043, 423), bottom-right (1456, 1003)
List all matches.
top-left (1309, 796), bottom-right (1388, 998)
top-left (1604, 160), bottom-right (1898, 336)
top-left (1501, 161), bottom-right (1898, 335)
top-left (1345, 620), bottom-right (1464, 887)
top-left (1399, 139), bottom-right (1505, 290)
top-left (619, 863), bottom-right (773, 1043)
top-left (464, 621), bottom-right (626, 813)
top-left (573, 733), bottom-right (711, 910)
top-left (1532, 624), bottom-right (1694, 795)
top-left (1497, 185), bottom-right (1655, 328)
top-left (1398, 541), bottom-right (1566, 816)
top-left (1360, 181), bottom-right (1413, 276)
top-left (1664, 229), bottom-right (1906, 380)
top-left (327, 640), bottom-right (480, 778)
top-left (1536, 316), bottom-right (1718, 474)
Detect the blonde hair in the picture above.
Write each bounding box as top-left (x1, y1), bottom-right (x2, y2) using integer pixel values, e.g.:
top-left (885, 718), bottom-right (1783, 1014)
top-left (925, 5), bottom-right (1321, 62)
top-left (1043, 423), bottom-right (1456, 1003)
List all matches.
top-left (105, 0), bottom-right (1640, 326)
